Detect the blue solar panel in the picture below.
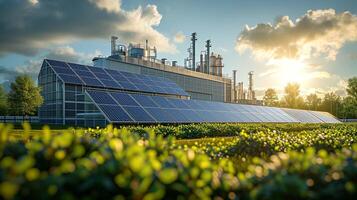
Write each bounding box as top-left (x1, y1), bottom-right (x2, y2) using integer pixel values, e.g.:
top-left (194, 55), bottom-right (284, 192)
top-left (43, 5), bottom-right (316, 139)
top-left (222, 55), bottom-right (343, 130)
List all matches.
top-left (73, 69), bottom-right (96, 78)
top-left (46, 59), bottom-right (68, 67)
top-left (57, 74), bottom-right (83, 85)
top-left (68, 63), bottom-right (90, 71)
top-left (111, 93), bottom-right (139, 106)
top-left (93, 72), bottom-right (112, 80)
top-left (85, 91), bottom-right (340, 124)
top-left (117, 82), bottom-right (138, 91)
top-left (88, 67), bottom-right (106, 74)
top-left (86, 91), bottom-right (117, 105)
top-left (129, 78), bottom-right (146, 85)
top-left (100, 79), bottom-right (122, 89)
top-left (179, 109), bottom-right (202, 122)
top-left (134, 84), bottom-right (153, 92)
top-left (51, 66), bottom-right (75, 75)
top-left (81, 77), bottom-right (104, 87)
top-left (130, 94), bottom-right (159, 107)
top-left (98, 105), bottom-right (133, 122)
top-left (122, 106), bottom-right (156, 122)
top-left (145, 107), bottom-right (175, 123)
top-left (151, 96), bottom-right (175, 108)
top-left (169, 99), bottom-right (190, 109)
top-left (46, 59), bottom-right (190, 97)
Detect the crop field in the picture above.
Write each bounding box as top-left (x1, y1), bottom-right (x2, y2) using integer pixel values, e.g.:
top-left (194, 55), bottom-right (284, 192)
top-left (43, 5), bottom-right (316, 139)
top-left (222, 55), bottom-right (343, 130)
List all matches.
top-left (0, 123), bottom-right (357, 199)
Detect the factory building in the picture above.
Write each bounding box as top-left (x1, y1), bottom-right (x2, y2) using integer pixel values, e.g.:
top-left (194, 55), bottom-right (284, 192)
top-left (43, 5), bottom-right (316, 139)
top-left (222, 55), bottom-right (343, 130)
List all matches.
top-left (93, 35), bottom-right (232, 102)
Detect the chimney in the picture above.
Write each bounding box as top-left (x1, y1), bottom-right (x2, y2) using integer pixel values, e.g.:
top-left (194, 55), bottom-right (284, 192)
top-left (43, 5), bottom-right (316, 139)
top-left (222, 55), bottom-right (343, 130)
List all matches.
top-left (191, 33), bottom-right (197, 71)
top-left (233, 70), bottom-right (237, 102)
top-left (111, 36), bottom-right (118, 55)
top-left (205, 40), bottom-right (211, 74)
top-left (199, 53), bottom-right (204, 72)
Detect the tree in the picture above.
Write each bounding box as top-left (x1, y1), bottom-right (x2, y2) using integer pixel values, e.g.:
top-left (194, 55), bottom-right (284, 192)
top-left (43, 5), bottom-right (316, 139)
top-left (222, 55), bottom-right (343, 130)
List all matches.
top-left (305, 93), bottom-right (321, 111)
top-left (321, 92), bottom-right (342, 117)
top-left (0, 85), bottom-right (7, 115)
top-left (340, 96), bottom-right (357, 119)
top-left (263, 88), bottom-right (279, 106)
top-left (282, 83), bottom-right (304, 109)
top-left (346, 77), bottom-right (357, 99)
top-left (8, 75), bottom-right (43, 117)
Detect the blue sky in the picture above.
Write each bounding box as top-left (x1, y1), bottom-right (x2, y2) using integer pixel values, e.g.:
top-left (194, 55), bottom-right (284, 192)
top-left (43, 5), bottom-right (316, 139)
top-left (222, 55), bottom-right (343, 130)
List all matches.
top-left (0, 0), bottom-right (356, 98)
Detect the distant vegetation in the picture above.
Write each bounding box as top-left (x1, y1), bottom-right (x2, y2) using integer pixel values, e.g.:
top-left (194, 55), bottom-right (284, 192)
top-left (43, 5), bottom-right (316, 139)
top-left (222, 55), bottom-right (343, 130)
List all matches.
top-left (0, 123), bottom-right (356, 199)
top-left (263, 76), bottom-right (357, 119)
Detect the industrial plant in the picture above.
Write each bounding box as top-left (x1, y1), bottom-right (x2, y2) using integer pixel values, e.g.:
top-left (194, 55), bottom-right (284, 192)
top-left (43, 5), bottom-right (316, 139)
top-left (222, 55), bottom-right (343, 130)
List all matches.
top-left (37, 34), bottom-right (338, 126)
top-left (93, 33), bottom-right (259, 104)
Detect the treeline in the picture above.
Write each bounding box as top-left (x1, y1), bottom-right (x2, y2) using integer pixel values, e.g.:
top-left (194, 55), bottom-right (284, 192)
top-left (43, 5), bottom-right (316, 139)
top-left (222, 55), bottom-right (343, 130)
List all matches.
top-left (263, 77), bottom-right (357, 119)
top-left (0, 75), bottom-right (43, 116)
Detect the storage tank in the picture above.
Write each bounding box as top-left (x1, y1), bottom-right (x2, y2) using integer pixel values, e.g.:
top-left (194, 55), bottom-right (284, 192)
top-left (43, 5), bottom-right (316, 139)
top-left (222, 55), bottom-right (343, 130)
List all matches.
top-left (209, 53), bottom-right (216, 75)
top-left (128, 44), bottom-right (145, 58)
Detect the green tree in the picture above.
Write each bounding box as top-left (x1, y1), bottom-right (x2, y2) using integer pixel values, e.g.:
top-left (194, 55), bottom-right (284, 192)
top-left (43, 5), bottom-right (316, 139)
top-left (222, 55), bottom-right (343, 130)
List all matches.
top-left (0, 85), bottom-right (7, 115)
top-left (263, 88), bottom-right (279, 106)
top-left (8, 75), bottom-right (43, 117)
top-left (340, 96), bottom-right (357, 119)
top-left (346, 77), bottom-right (357, 99)
top-left (321, 92), bottom-right (342, 117)
top-left (282, 83), bottom-right (304, 109)
top-left (305, 93), bottom-right (321, 111)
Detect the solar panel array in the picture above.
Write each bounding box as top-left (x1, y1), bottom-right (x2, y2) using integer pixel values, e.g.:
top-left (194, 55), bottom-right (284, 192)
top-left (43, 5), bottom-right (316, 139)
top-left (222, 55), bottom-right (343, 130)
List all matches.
top-left (45, 59), bottom-right (189, 97)
top-left (86, 90), bottom-right (340, 124)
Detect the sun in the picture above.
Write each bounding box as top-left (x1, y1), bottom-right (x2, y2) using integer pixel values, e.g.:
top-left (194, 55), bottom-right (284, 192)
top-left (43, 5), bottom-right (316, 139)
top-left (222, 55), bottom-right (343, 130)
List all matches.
top-left (269, 59), bottom-right (308, 87)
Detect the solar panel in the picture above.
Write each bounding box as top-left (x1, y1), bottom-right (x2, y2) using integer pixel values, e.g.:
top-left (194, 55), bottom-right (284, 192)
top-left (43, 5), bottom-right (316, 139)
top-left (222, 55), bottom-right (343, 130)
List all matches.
top-left (51, 66), bottom-right (75, 75)
top-left (57, 74), bottom-right (83, 85)
top-left (98, 105), bottom-right (133, 122)
top-left (73, 69), bottom-right (96, 78)
top-left (67, 63), bottom-right (90, 71)
top-left (81, 77), bottom-right (104, 87)
top-left (151, 96), bottom-right (175, 108)
top-left (130, 94), bottom-right (159, 107)
top-left (100, 79), bottom-right (122, 89)
top-left (45, 59), bottom-right (190, 97)
top-left (46, 59), bottom-right (69, 67)
top-left (85, 90), bottom-right (340, 124)
top-left (111, 92), bottom-right (139, 106)
top-left (167, 109), bottom-right (189, 122)
top-left (86, 91), bottom-right (117, 105)
top-left (122, 106), bottom-right (156, 122)
top-left (92, 72), bottom-right (112, 80)
top-left (145, 107), bottom-right (176, 123)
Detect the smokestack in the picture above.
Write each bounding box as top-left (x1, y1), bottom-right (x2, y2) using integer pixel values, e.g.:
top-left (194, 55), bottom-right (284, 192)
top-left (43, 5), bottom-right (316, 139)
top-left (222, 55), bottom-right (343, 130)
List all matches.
top-left (191, 33), bottom-right (197, 71)
top-left (248, 71), bottom-right (254, 100)
top-left (111, 36), bottom-right (118, 55)
top-left (233, 70), bottom-right (237, 102)
top-left (200, 53), bottom-right (204, 72)
top-left (205, 40), bottom-right (211, 74)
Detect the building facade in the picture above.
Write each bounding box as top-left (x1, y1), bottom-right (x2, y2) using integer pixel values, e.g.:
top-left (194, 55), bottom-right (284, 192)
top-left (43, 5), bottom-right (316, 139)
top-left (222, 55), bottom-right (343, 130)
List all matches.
top-left (93, 56), bottom-right (232, 102)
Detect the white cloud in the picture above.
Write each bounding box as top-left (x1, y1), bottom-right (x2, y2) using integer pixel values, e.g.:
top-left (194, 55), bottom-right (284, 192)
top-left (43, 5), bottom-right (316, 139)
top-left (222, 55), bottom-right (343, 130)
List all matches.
top-left (0, 0), bottom-right (176, 56)
top-left (236, 9), bottom-right (357, 61)
top-left (0, 46), bottom-right (101, 82)
top-left (173, 32), bottom-right (186, 43)
top-left (88, 0), bottom-right (121, 13)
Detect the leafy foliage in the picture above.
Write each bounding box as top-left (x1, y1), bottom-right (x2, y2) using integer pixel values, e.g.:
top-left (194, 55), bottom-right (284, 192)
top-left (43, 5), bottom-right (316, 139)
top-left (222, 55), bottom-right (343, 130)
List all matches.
top-left (263, 88), bottom-right (278, 106)
top-left (0, 123), bottom-right (357, 199)
top-left (7, 75), bottom-right (43, 116)
top-left (0, 85), bottom-right (7, 115)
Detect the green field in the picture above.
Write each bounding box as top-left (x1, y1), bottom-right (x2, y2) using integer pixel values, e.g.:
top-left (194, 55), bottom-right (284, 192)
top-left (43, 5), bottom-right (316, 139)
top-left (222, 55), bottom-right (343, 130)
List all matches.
top-left (1, 123), bottom-right (357, 199)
